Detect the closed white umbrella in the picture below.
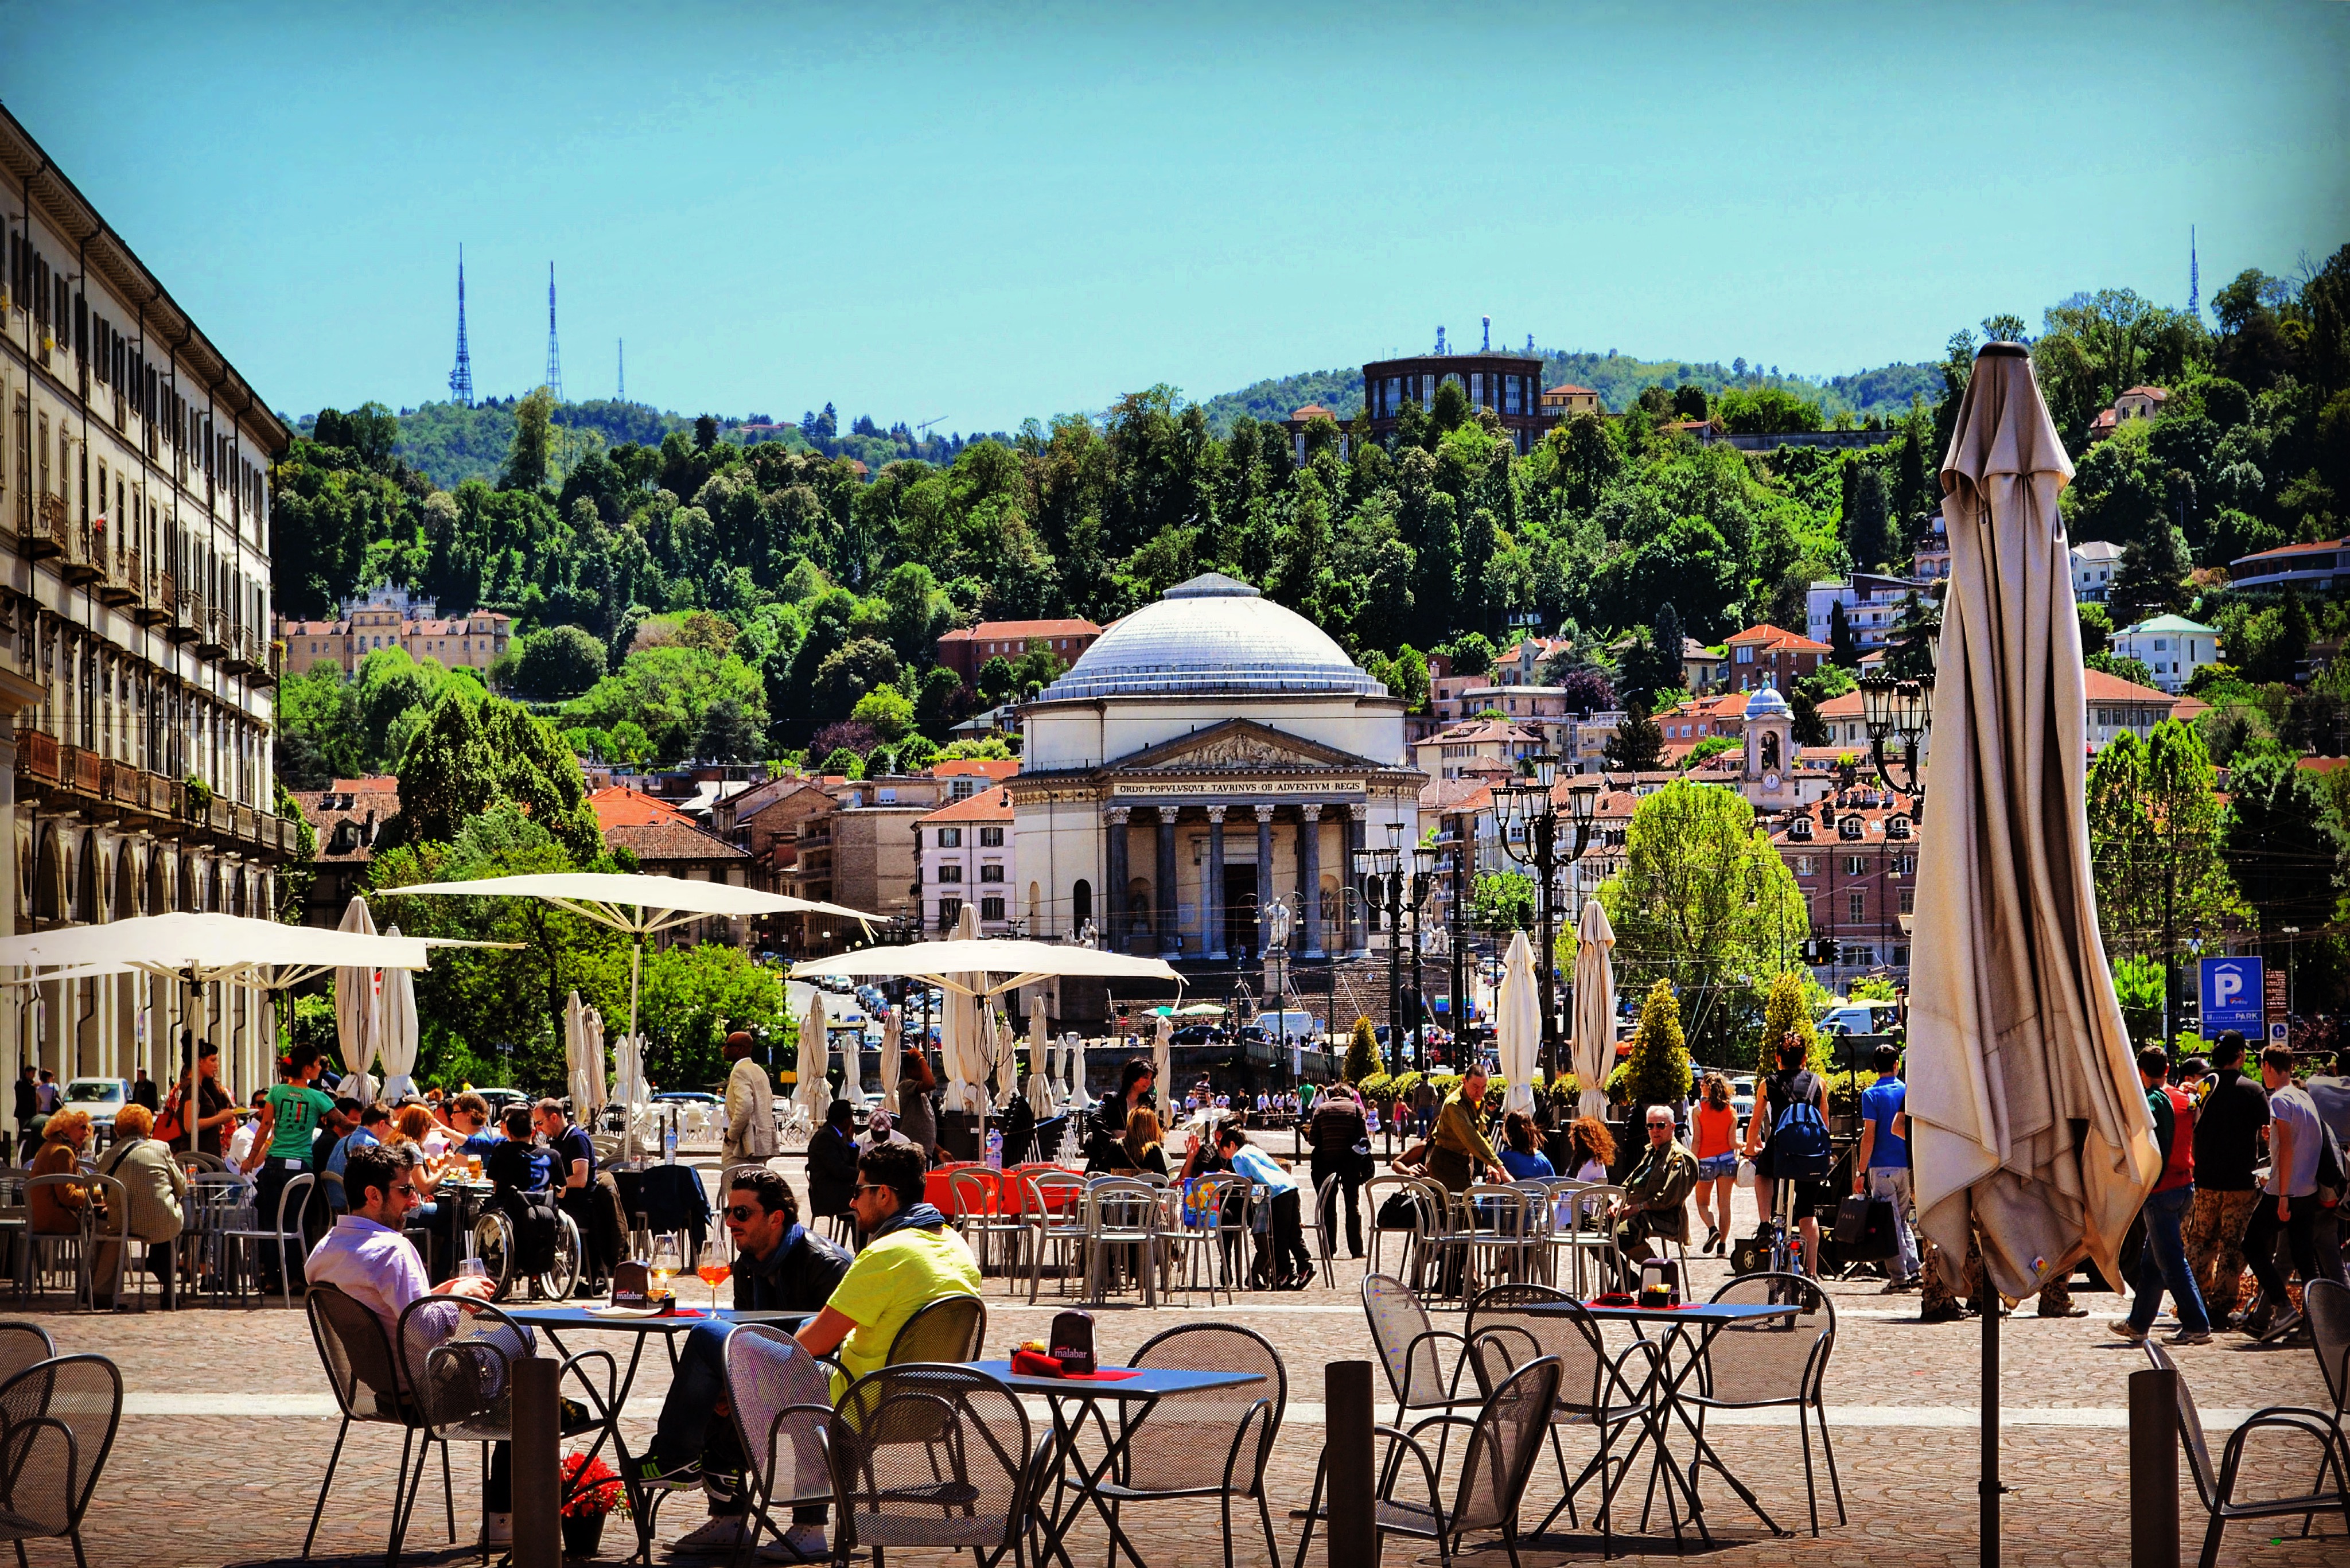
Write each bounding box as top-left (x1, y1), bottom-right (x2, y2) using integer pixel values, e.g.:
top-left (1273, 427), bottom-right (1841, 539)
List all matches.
top-left (1907, 342), bottom-right (2161, 1559)
top-left (1151, 1014), bottom-right (1173, 1116)
top-left (1496, 929), bottom-right (1541, 1116)
top-left (1025, 1006), bottom-right (1055, 1117)
top-left (334, 897), bottom-right (382, 1103)
top-left (613, 1030), bottom-right (647, 1145)
top-left (1063, 1032), bottom-right (1092, 1111)
top-left (376, 923), bottom-right (420, 1102)
top-left (580, 1003), bottom-right (608, 1125)
top-left (879, 1013), bottom-right (902, 1109)
top-left (1570, 896), bottom-right (1617, 1120)
top-left (939, 903), bottom-right (989, 1115)
top-left (835, 1010), bottom-right (866, 1112)
top-left (563, 991), bottom-right (600, 1119)
top-left (988, 1004), bottom-right (1020, 1111)
top-left (796, 990), bottom-right (832, 1122)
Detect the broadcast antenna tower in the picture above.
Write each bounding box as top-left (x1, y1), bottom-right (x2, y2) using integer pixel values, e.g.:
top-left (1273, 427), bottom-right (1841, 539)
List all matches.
top-left (2188, 225), bottom-right (2200, 321)
top-left (545, 263), bottom-right (563, 402)
top-left (617, 338), bottom-right (625, 402)
top-left (448, 245), bottom-right (473, 407)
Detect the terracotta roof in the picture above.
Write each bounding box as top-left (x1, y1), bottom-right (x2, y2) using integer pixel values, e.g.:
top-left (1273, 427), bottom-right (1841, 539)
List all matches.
top-left (1544, 384), bottom-right (1596, 397)
top-left (916, 786), bottom-right (1012, 824)
top-left (2119, 386), bottom-right (2170, 400)
top-left (603, 820), bottom-right (748, 862)
top-left (1291, 403), bottom-right (1334, 421)
top-left (333, 776), bottom-right (400, 792)
top-left (2090, 408), bottom-right (2118, 431)
top-left (1425, 719), bottom-right (1543, 744)
top-left (937, 620), bottom-right (1101, 644)
top-left (590, 785), bottom-right (697, 831)
top-left (928, 758), bottom-right (1021, 780)
top-left (1418, 778), bottom-right (1488, 813)
top-left (2081, 668), bottom-right (2177, 704)
top-left (2233, 535), bottom-right (2349, 566)
top-left (292, 787), bottom-right (402, 863)
top-left (2301, 756), bottom-right (2350, 776)
top-left (1726, 623), bottom-right (1832, 653)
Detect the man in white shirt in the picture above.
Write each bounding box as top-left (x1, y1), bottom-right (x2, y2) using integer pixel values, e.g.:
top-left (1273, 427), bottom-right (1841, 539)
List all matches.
top-left (720, 1030), bottom-right (776, 1175)
top-left (2244, 1045), bottom-right (2326, 1339)
top-left (307, 1143), bottom-right (508, 1540)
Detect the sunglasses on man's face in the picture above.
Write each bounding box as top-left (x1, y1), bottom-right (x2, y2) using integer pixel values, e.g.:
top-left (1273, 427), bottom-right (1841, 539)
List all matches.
top-left (853, 1182), bottom-right (893, 1197)
top-left (724, 1204), bottom-right (768, 1223)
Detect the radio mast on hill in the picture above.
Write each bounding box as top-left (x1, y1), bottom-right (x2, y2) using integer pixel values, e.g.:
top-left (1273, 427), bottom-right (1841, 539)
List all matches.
top-left (2188, 225), bottom-right (2200, 321)
top-left (617, 338), bottom-right (625, 402)
top-left (448, 245), bottom-right (473, 407)
top-left (545, 263), bottom-right (563, 402)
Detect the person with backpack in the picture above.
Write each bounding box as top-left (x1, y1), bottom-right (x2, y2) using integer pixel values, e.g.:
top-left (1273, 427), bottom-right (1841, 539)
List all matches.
top-left (2111, 1045), bottom-right (2212, 1345)
top-left (1745, 1033), bottom-right (1831, 1277)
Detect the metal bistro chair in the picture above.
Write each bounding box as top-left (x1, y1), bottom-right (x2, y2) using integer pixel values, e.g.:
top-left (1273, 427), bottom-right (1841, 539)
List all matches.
top-left (1084, 1177), bottom-right (1163, 1307)
top-left (1557, 1185), bottom-right (1625, 1298)
top-left (826, 1363), bottom-right (1037, 1568)
top-left (1294, 1351), bottom-right (1563, 1568)
top-left (181, 1172), bottom-right (253, 1300)
top-left (2286, 1279), bottom-right (2350, 1543)
top-left (0, 1323), bottom-right (55, 1388)
top-left (722, 1324), bottom-right (835, 1564)
top-left (1465, 1283), bottom-right (1664, 1542)
top-left (947, 1168), bottom-right (1025, 1286)
top-left (1363, 1273), bottom-right (1484, 1427)
top-left (1462, 1184), bottom-right (1543, 1297)
top-left (19, 1174), bottom-right (99, 1307)
top-left (1092, 1322), bottom-right (1286, 1568)
top-left (888, 1291), bottom-right (989, 1364)
top-left (1022, 1169), bottom-right (1091, 1305)
top-left (1688, 1271), bottom-right (1845, 1535)
top-left (1160, 1172), bottom-right (1249, 1306)
top-left (302, 1283), bottom-right (456, 1562)
top-left (220, 1172), bottom-right (316, 1310)
top-left (0, 1352), bottom-right (123, 1568)
top-left (2145, 1339), bottom-right (2350, 1568)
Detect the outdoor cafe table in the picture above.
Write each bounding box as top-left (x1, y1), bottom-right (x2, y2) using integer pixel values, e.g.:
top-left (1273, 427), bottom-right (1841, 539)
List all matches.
top-left (1519, 1298), bottom-right (1802, 1546)
top-left (967, 1358), bottom-right (1269, 1568)
top-left (500, 1306), bottom-right (815, 1565)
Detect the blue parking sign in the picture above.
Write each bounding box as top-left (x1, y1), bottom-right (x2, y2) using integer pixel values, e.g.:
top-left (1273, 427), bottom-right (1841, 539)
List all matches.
top-left (2199, 956), bottom-right (2265, 1037)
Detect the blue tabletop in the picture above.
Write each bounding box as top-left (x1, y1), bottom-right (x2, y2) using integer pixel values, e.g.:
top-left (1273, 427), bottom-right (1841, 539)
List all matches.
top-left (1519, 1301), bottom-right (1803, 1324)
top-left (504, 1306), bottom-right (812, 1334)
top-left (966, 1360), bottom-right (1267, 1398)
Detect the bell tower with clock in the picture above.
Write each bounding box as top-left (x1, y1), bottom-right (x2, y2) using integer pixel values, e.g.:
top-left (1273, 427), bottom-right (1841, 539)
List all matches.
top-left (1741, 684), bottom-right (1799, 810)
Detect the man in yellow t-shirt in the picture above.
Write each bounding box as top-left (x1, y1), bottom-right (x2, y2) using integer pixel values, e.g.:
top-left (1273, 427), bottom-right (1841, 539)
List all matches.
top-left (797, 1142), bottom-right (979, 1392)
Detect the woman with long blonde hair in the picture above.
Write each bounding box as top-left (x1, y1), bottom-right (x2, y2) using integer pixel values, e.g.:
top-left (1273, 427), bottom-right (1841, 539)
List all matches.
top-left (1120, 1106), bottom-right (1169, 1176)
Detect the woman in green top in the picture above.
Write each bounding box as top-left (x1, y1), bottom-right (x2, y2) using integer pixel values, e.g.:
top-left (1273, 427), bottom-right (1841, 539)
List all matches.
top-left (242, 1044), bottom-right (336, 1293)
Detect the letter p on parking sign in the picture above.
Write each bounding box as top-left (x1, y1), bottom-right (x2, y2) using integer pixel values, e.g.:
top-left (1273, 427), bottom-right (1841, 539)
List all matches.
top-left (2199, 956), bottom-right (2265, 1038)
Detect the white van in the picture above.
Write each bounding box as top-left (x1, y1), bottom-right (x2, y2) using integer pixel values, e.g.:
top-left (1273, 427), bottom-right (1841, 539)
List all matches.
top-left (1819, 1002), bottom-right (1897, 1038)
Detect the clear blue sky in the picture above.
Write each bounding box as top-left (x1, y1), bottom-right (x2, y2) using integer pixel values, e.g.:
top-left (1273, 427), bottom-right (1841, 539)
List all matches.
top-left (3, 1), bottom-right (2342, 435)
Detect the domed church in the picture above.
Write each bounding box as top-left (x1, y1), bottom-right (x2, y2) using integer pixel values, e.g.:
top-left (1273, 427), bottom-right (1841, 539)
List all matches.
top-left (1007, 574), bottom-right (1424, 964)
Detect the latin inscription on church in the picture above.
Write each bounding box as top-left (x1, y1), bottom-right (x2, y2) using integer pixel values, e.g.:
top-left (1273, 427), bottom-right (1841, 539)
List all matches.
top-left (1110, 778), bottom-right (1367, 798)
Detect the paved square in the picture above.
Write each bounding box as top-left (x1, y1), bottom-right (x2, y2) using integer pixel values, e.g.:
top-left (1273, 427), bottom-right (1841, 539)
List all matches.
top-left (18, 1165), bottom-right (2347, 1567)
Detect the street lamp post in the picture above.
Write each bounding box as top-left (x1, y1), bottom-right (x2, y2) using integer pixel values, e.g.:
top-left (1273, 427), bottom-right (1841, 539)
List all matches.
top-left (1353, 832), bottom-right (1406, 1072)
top-left (1857, 648), bottom-right (1938, 801)
top-left (1408, 843), bottom-right (1437, 1071)
top-left (1492, 756), bottom-right (1601, 1082)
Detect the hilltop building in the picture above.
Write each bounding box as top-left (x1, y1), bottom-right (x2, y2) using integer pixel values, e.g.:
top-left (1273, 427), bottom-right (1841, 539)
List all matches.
top-left (278, 585), bottom-right (513, 678)
top-left (1359, 353), bottom-right (1555, 453)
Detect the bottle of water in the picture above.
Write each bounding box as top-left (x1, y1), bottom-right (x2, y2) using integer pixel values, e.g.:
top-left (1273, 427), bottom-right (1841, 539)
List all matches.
top-left (984, 1127), bottom-right (1003, 1172)
top-left (663, 1116), bottom-right (679, 1166)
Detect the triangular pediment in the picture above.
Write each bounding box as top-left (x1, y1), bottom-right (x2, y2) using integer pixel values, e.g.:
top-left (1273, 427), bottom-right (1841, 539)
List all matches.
top-left (1113, 718), bottom-right (1389, 775)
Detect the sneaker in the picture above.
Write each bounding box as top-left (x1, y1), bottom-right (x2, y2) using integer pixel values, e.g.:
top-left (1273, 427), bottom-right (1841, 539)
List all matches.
top-left (672, 1515), bottom-right (748, 1554)
top-left (2259, 1309), bottom-right (2305, 1344)
top-left (1880, 1277), bottom-right (1912, 1294)
top-left (2108, 1320), bottom-right (2149, 1343)
top-left (2164, 1327), bottom-right (2212, 1345)
top-left (759, 1523), bottom-right (828, 1561)
top-left (634, 1454), bottom-right (703, 1491)
top-left (483, 1511), bottom-right (513, 1548)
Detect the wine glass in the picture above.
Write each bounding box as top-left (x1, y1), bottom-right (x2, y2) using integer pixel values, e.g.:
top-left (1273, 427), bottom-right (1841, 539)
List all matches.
top-left (697, 1228), bottom-right (733, 1312)
top-left (649, 1232), bottom-right (683, 1305)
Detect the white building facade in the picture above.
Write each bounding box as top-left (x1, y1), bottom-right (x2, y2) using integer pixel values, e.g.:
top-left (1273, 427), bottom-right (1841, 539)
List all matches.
top-left (1, 109), bottom-right (294, 1109)
top-left (2110, 615), bottom-right (2221, 694)
top-left (915, 785), bottom-right (1014, 933)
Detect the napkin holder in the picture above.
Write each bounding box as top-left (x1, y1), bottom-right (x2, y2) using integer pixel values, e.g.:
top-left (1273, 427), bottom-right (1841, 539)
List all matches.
top-left (610, 1261), bottom-right (656, 1310)
top-left (1639, 1257), bottom-right (1681, 1308)
top-left (1050, 1309), bottom-right (1096, 1375)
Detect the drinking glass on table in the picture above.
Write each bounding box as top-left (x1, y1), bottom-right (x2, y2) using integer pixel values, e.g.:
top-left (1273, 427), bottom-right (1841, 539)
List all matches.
top-left (697, 1228), bottom-right (733, 1311)
top-left (649, 1232), bottom-right (683, 1304)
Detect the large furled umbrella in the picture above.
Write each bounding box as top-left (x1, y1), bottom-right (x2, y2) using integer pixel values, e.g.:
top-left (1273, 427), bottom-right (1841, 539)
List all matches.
top-left (938, 903), bottom-right (990, 1115)
top-left (879, 1013), bottom-right (902, 1110)
top-left (1906, 343), bottom-right (2161, 1558)
top-left (565, 990), bottom-right (608, 1122)
top-left (1063, 1032), bottom-right (1092, 1111)
top-left (796, 990), bottom-right (833, 1122)
top-left (834, 1011), bottom-right (866, 1111)
top-left (1024, 1007), bottom-right (1056, 1117)
top-left (581, 1003), bottom-right (608, 1125)
top-left (1569, 896), bottom-right (1617, 1119)
top-left (1496, 929), bottom-right (1542, 1116)
top-left (1151, 1014), bottom-right (1173, 1116)
top-left (377, 923), bottom-right (421, 1102)
top-left (333, 897), bottom-right (382, 1101)
top-left (987, 1003), bottom-right (1020, 1111)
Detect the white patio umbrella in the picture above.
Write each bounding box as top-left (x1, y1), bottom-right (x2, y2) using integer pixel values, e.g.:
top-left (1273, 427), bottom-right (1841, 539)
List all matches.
top-left (796, 989), bottom-right (832, 1123)
top-left (1570, 896), bottom-right (1617, 1120)
top-left (1151, 1014), bottom-right (1173, 1116)
top-left (613, 1030), bottom-right (648, 1141)
top-left (377, 923), bottom-right (421, 1101)
top-left (579, 1002), bottom-right (608, 1125)
top-left (1024, 1007), bottom-right (1055, 1117)
top-left (1063, 1032), bottom-right (1092, 1111)
top-left (935, 904), bottom-right (990, 1115)
top-left (1906, 342), bottom-right (2161, 1558)
top-left (388, 872), bottom-right (879, 1080)
top-left (1496, 929), bottom-right (1542, 1116)
top-left (565, 990), bottom-right (605, 1120)
top-left (334, 896), bottom-right (382, 1102)
top-left (834, 1010), bottom-right (866, 1112)
top-left (987, 1004), bottom-right (1020, 1111)
top-left (0, 913), bottom-right (433, 1151)
top-left (879, 1013), bottom-right (902, 1110)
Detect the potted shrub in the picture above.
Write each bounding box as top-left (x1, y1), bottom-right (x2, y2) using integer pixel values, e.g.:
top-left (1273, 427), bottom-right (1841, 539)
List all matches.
top-left (559, 1450), bottom-right (629, 1558)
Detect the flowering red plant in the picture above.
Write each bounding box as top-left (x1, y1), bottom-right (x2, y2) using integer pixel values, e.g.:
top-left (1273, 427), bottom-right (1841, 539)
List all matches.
top-left (559, 1451), bottom-right (629, 1519)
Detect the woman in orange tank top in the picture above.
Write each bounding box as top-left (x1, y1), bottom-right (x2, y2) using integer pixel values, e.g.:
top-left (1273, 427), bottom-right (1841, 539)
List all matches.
top-left (1690, 1072), bottom-right (1740, 1255)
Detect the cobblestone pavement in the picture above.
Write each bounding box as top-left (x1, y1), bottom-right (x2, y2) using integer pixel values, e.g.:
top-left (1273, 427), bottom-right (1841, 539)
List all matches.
top-left (17, 1170), bottom-right (2349, 1568)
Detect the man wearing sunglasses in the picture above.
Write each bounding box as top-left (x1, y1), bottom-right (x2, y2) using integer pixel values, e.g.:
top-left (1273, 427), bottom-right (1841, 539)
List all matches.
top-left (639, 1169), bottom-right (852, 1558)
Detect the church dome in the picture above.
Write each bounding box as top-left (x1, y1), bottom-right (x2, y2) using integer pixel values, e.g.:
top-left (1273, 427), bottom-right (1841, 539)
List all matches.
top-left (1745, 683), bottom-right (1792, 720)
top-left (1037, 573), bottom-right (1390, 702)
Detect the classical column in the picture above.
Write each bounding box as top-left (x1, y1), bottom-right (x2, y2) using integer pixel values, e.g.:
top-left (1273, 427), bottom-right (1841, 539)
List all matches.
top-left (1344, 804), bottom-right (1369, 954)
top-left (1154, 806), bottom-right (1179, 955)
top-left (1104, 807), bottom-right (1130, 948)
top-left (1254, 806), bottom-right (1275, 955)
top-left (1205, 807), bottom-right (1228, 960)
top-left (1298, 804), bottom-right (1325, 959)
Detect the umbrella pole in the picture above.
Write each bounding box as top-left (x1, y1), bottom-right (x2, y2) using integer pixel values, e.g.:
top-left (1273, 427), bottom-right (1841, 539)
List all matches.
top-left (625, 937), bottom-right (644, 1161)
top-left (1981, 1297), bottom-right (2001, 1567)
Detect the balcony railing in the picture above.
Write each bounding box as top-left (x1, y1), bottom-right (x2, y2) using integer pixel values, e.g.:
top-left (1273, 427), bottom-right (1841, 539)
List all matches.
top-left (102, 758), bottom-right (145, 814)
top-left (62, 745), bottom-right (99, 797)
top-left (134, 562), bottom-right (170, 628)
top-left (16, 729), bottom-right (58, 786)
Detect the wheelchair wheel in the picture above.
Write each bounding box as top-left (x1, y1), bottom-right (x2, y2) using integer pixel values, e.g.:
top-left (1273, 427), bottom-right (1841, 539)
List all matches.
top-left (473, 1211), bottom-right (519, 1302)
top-left (538, 1210), bottom-right (583, 1302)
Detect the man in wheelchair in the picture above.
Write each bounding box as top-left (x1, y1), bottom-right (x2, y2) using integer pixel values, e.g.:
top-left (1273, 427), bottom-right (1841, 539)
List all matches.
top-left (480, 1104), bottom-right (571, 1293)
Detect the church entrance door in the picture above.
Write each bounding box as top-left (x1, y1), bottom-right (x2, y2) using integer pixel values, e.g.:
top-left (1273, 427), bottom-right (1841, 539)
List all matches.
top-left (1224, 864), bottom-right (1259, 960)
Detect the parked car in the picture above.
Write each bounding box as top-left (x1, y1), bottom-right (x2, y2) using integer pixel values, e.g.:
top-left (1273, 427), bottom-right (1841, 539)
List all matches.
top-left (63, 1077), bottom-right (130, 1112)
top-left (1171, 1024), bottom-right (1225, 1045)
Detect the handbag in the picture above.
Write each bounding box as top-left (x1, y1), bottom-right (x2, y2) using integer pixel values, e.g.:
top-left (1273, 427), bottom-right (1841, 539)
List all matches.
top-left (1833, 1192), bottom-right (1898, 1260)
top-left (154, 1087), bottom-right (185, 1145)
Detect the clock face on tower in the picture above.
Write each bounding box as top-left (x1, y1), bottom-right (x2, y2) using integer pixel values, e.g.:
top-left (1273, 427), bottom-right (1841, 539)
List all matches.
top-left (1763, 772), bottom-right (1782, 793)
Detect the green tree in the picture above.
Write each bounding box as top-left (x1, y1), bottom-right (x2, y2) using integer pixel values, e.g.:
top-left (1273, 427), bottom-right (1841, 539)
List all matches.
top-left (2084, 722), bottom-right (2244, 1025)
top-left (2224, 749), bottom-right (2345, 937)
top-left (390, 687), bottom-right (602, 863)
top-left (503, 386), bottom-right (556, 492)
top-left (1344, 1015), bottom-right (1383, 1084)
top-left (632, 941), bottom-right (789, 1090)
top-left (512, 625), bottom-right (608, 701)
top-left (695, 694), bottom-right (762, 762)
top-left (1604, 704), bottom-right (1667, 772)
top-left (1756, 970), bottom-right (1825, 1076)
top-left (1596, 779), bottom-right (1807, 1061)
top-left (1470, 871), bottom-right (1536, 933)
top-left (1846, 465), bottom-right (1892, 571)
top-left (1623, 979), bottom-right (1693, 1115)
top-left (2110, 527), bottom-right (2193, 623)
top-left (851, 687), bottom-right (916, 742)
